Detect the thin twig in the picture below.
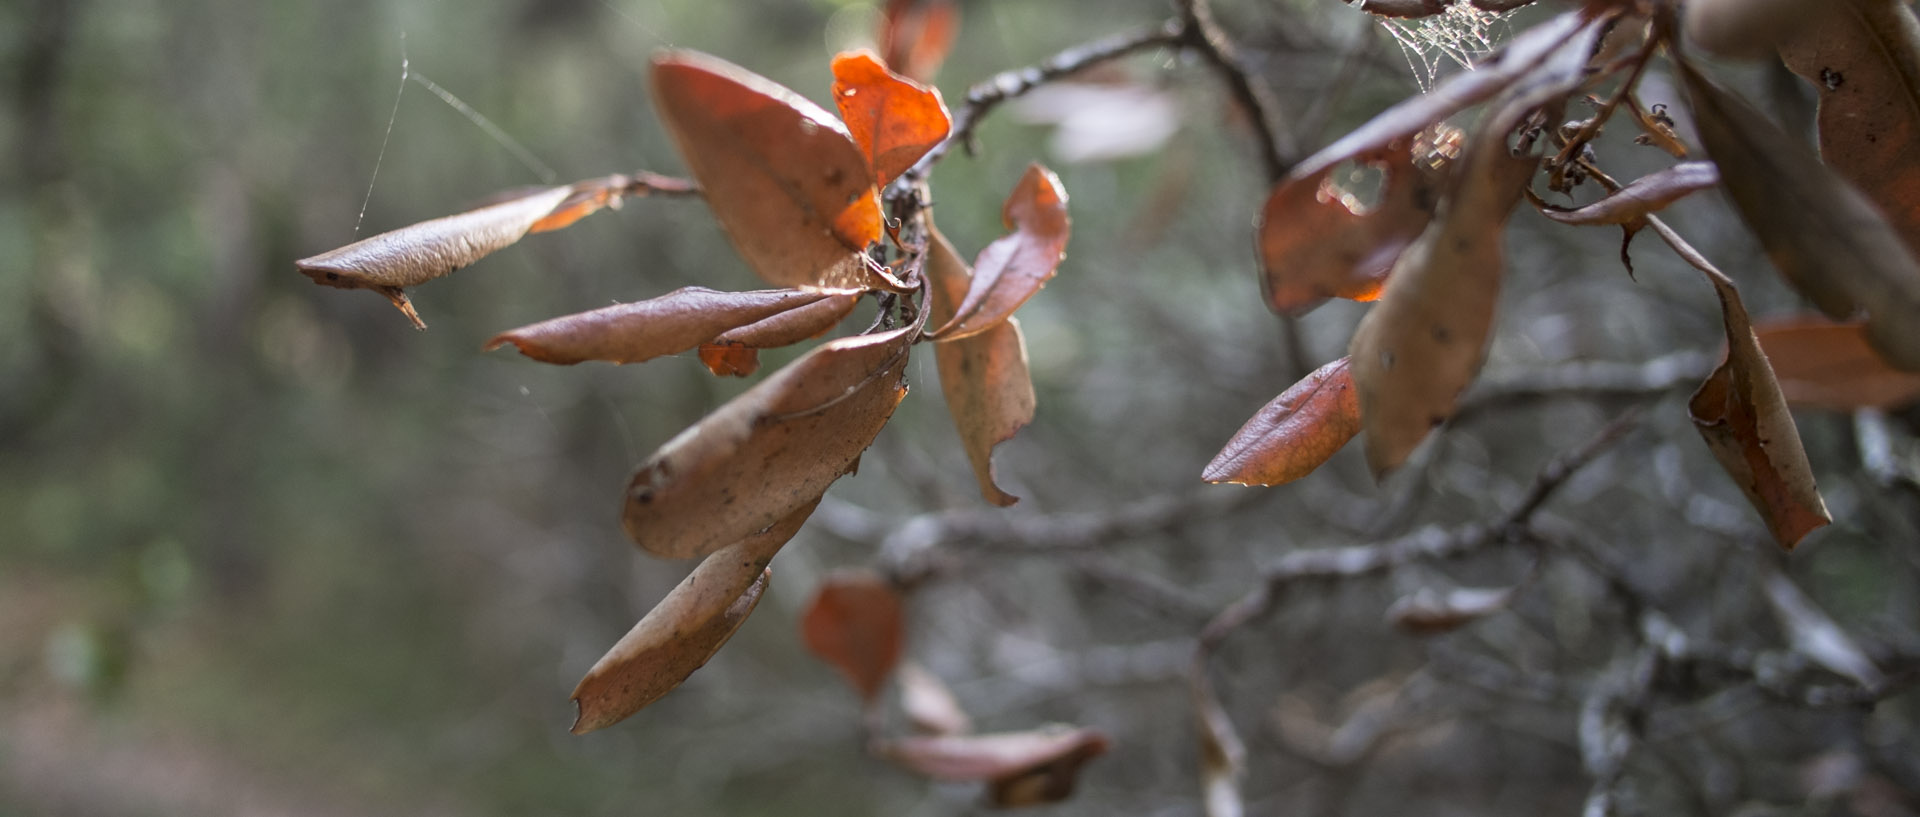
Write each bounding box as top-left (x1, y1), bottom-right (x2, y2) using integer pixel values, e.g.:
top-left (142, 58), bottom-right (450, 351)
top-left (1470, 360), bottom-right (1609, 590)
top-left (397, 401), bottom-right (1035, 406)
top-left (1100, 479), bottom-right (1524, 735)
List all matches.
top-left (1178, 0), bottom-right (1295, 182)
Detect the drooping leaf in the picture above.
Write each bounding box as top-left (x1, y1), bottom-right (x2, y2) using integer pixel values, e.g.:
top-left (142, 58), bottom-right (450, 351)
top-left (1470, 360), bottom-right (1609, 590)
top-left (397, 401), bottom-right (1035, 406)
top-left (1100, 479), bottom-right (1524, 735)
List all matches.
top-left (1755, 319), bottom-right (1920, 409)
top-left (1538, 161), bottom-right (1720, 226)
top-left (876, 726), bottom-right (1109, 807)
top-left (798, 569), bottom-right (905, 701)
top-left (1680, 59), bottom-right (1920, 371)
top-left (297, 185), bottom-right (573, 329)
top-left (879, 0), bottom-right (959, 81)
top-left (1204, 357), bottom-right (1360, 486)
top-left (1690, 268), bottom-right (1831, 550)
top-left (1685, 0), bottom-right (1823, 59)
top-left (651, 50), bottom-right (884, 290)
top-left (622, 320), bottom-right (917, 559)
top-left (529, 171), bottom-right (698, 233)
top-left (1386, 585), bottom-right (1515, 635)
top-left (830, 50), bottom-right (951, 188)
top-left (929, 164), bottom-right (1071, 341)
top-left (928, 225), bottom-right (1034, 506)
top-left (899, 662), bottom-right (972, 736)
top-left (696, 291), bottom-right (863, 377)
top-left (486, 287), bottom-right (842, 366)
top-left (569, 500), bottom-right (816, 734)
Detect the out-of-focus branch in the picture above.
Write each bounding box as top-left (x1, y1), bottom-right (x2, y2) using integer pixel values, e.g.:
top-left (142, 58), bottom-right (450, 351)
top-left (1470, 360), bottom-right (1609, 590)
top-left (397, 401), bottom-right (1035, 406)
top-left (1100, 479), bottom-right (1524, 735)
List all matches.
top-left (1177, 0), bottom-right (1293, 182)
top-left (1459, 351), bottom-right (1717, 417)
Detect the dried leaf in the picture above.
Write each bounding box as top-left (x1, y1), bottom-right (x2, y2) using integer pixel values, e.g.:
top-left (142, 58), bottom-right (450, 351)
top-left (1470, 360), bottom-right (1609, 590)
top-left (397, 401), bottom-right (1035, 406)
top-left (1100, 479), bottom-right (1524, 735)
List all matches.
top-left (830, 51), bottom-right (951, 188)
top-left (899, 662), bottom-right (972, 736)
top-left (1204, 357), bottom-right (1361, 486)
top-left (651, 51), bottom-right (884, 290)
top-left (1680, 59), bottom-right (1920, 371)
top-left (1685, 0), bottom-right (1823, 59)
top-left (569, 499), bottom-right (816, 734)
top-left (879, 0), bottom-right (959, 81)
top-left (1690, 270), bottom-right (1831, 550)
top-left (877, 726), bottom-right (1109, 807)
top-left (486, 287), bottom-right (840, 366)
top-left (529, 172), bottom-right (699, 233)
top-left (622, 321), bottom-right (916, 559)
top-left (1756, 319), bottom-right (1920, 410)
top-left (1538, 161), bottom-right (1720, 226)
top-left (696, 291), bottom-right (863, 377)
top-left (297, 185), bottom-right (573, 329)
top-left (928, 225), bottom-right (1034, 506)
top-left (1194, 672), bottom-right (1245, 817)
top-left (1386, 585), bottom-right (1515, 635)
top-left (798, 569), bottom-right (904, 701)
top-left (929, 164), bottom-right (1070, 341)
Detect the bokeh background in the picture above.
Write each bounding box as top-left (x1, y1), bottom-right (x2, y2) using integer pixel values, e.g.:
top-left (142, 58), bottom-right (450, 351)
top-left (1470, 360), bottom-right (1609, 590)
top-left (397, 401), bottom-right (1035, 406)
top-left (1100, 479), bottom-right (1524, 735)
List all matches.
top-left (4, 1), bottom-right (1917, 815)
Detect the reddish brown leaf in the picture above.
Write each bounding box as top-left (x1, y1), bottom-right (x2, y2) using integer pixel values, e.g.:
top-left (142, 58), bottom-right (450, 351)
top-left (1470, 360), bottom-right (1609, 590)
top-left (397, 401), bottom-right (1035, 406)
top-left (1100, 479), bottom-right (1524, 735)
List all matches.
top-left (876, 726), bottom-right (1109, 806)
top-left (529, 171), bottom-right (698, 233)
top-left (651, 51), bottom-right (884, 290)
top-left (798, 569), bottom-right (904, 701)
top-left (1386, 585), bottom-right (1515, 635)
top-left (1204, 357), bottom-right (1360, 486)
top-left (899, 662), bottom-right (972, 736)
top-left (622, 320), bottom-right (917, 559)
top-left (486, 287), bottom-right (840, 366)
top-left (297, 185), bottom-right (573, 329)
top-left (569, 499), bottom-right (815, 734)
top-left (830, 51), bottom-right (951, 188)
top-left (878, 0), bottom-right (959, 81)
top-left (1538, 161), bottom-right (1720, 227)
top-left (1686, 0), bottom-right (1823, 58)
top-left (929, 164), bottom-right (1070, 341)
top-left (696, 291), bottom-right (863, 377)
top-left (928, 225), bottom-right (1034, 506)
top-left (1756, 319), bottom-right (1920, 410)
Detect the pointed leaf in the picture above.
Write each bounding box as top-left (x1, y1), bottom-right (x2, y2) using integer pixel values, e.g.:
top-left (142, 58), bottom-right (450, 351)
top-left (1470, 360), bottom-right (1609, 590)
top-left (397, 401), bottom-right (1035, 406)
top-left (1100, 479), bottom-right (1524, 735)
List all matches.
top-left (930, 164), bottom-right (1070, 341)
top-left (1756, 319), bottom-right (1920, 410)
top-left (1538, 161), bottom-right (1720, 226)
top-left (1204, 357), bottom-right (1361, 486)
top-left (487, 287), bottom-right (841, 366)
top-left (830, 50), bottom-right (952, 188)
top-left (928, 225), bottom-right (1034, 505)
top-left (798, 568), bottom-right (904, 701)
top-left (879, 0), bottom-right (959, 81)
top-left (697, 291), bottom-right (863, 377)
top-left (297, 185), bottom-right (573, 329)
top-left (899, 662), bottom-right (972, 736)
top-left (1680, 59), bottom-right (1920, 371)
top-left (651, 51), bottom-right (884, 290)
top-left (876, 726), bottom-right (1109, 805)
top-left (569, 499), bottom-right (815, 734)
top-left (622, 321), bottom-right (916, 559)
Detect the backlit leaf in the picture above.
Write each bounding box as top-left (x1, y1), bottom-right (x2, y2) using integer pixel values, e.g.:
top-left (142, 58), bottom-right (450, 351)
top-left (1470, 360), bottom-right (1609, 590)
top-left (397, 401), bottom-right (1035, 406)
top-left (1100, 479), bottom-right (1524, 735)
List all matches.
top-left (877, 726), bottom-right (1109, 807)
top-left (879, 0), bottom-right (959, 80)
top-left (929, 164), bottom-right (1070, 341)
top-left (1538, 161), bottom-right (1720, 226)
top-left (622, 322), bottom-right (916, 559)
top-left (486, 287), bottom-right (842, 366)
top-left (651, 50), bottom-right (884, 290)
top-left (899, 662), bottom-right (972, 736)
top-left (928, 225), bottom-right (1034, 506)
top-left (1755, 319), bottom-right (1920, 409)
top-left (1203, 357), bottom-right (1360, 486)
top-left (696, 291), bottom-right (863, 377)
top-left (830, 50), bottom-right (951, 188)
top-left (799, 569), bottom-right (904, 701)
top-left (568, 500), bottom-right (815, 734)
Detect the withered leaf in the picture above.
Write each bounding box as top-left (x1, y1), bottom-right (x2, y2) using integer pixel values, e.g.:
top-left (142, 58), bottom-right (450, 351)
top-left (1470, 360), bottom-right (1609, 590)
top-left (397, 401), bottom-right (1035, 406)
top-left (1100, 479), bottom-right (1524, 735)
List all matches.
top-left (622, 320), bottom-right (917, 560)
top-left (486, 287), bottom-right (842, 366)
top-left (1755, 319), bottom-right (1920, 410)
top-left (569, 499), bottom-right (816, 734)
top-left (798, 569), bottom-right (905, 701)
top-left (1386, 585), bottom-right (1515, 635)
top-left (831, 50), bottom-right (952, 188)
top-left (899, 662), bottom-right (972, 736)
top-left (297, 185), bottom-right (573, 330)
top-left (1685, 0), bottom-right (1823, 59)
top-left (1690, 264), bottom-right (1831, 550)
top-left (652, 50), bottom-right (884, 290)
top-left (697, 291), bottom-right (863, 377)
top-left (1204, 357), bottom-right (1361, 486)
top-left (928, 225), bottom-right (1034, 506)
top-left (1680, 59), bottom-right (1920, 371)
top-left (879, 0), bottom-right (960, 81)
top-left (929, 164), bottom-right (1070, 341)
top-left (1538, 161), bottom-right (1720, 226)
top-left (877, 726), bottom-right (1109, 807)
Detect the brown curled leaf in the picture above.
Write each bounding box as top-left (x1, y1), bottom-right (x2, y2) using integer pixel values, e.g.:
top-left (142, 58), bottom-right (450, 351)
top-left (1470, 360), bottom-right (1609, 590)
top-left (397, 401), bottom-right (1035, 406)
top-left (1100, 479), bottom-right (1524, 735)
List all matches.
top-left (899, 662), bottom-right (972, 736)
top-left (1756, 319), bottom-right (1920, 410)
top-left (928, 225), bottom-right (1034, 505)
top-left (1204, 356), bottom-right (1361, 486)
top-left (798, 568), bottom-right (904, 702)
top-left (929, 164), bottom-right (1070, 341)
top-left (297, 185), bottom-right (573, 329)
top-left (622, 317), bottom-right (919, 560)
top-left (651, 50), bottom-right (884, 290)
top-left (1386, 585), bottom-right (1515, 635)
top-left (876, 726), bottom-right (1109, 807)
top-left (1680, 59), bottom-right (1920, 371)
top-left (697, 291), bottom-right (863, 377)
top-left (568, 499), bottom-right (816, 735)
top-left (1538, 161), bottom-right (1720, 226)
top-left (529, 171), bottom-right (699, 233)
top-left (486, 287), bottom-right (841, 366)
top-left (830, 50), bottom-right (952, 188)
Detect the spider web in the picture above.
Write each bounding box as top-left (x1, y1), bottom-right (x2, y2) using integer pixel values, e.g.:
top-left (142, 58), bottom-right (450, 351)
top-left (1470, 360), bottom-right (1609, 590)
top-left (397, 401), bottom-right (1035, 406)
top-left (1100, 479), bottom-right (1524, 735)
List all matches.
top-left (1377, 4), bottom-right (1517, 92)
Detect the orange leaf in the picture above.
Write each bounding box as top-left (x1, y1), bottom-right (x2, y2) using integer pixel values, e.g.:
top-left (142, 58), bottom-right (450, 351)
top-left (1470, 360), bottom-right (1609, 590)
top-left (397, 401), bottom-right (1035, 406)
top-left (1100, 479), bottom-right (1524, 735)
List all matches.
top-left (930, 164), bottom-right (1070, 341)
top-left (529, 172), bottom-right (698, 233)
top-left (569, 499), bottom-right (815, 734)
top-left (1756, 319), bottom-right (1920, 409)
top-left (696, 291), bottom-right (863, 377)
top-left (876, 726), bottom-right (1109, 806)
top-left (798, 569), bottom-right (904, 701)
top-left (486, 287), bottom-right (842, 366)
top-left (879, 0), bottom-right (959, 81)
top-left (830, 51), bottom-right (951, 188)
top-left (1203, 356), bottom-right (1360, 486)
top-left (928, 225), bottom-right (1034, 505)
top-left (622, 321), bottom-right (916, 559)
top-left (651, 51), bottom-right (884, 290)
